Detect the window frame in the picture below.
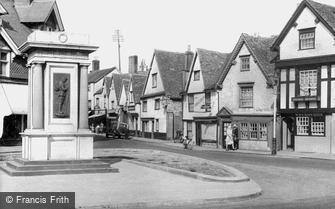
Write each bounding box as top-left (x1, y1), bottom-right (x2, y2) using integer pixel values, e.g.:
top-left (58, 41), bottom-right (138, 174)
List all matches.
top-left (142, 100), bottom-right (147, 112)
top-left (239, 85), bottom-right (254, 108)
top-left (188, 94), bottom-right (194, 112)
top-left (194, 70), bottom-right (200, 81)
top-left (205, 92), bottom-right (211, 112)
top-left (298, 69), bottom-right (318, 97)
top-left (155, 119), bottom-right (159, 132)
top-left (240, 55), bottom-right (250, 71)
top-left (296, 115), bottom-right (325, 136)
top-left (239, 122), bottom-right (268, 141)
top-left (299, 27), bottom-right (315, 50)
top-left (154, 98), bottom-right (160, 110)
top-left (152, 73), bottom-right (157, 88)
top-left (0, 51), bottom-right (8, 76)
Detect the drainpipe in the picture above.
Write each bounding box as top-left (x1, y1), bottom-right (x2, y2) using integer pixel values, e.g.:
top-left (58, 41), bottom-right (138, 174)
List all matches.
top-left (272, 81), bottom-right (278, 155)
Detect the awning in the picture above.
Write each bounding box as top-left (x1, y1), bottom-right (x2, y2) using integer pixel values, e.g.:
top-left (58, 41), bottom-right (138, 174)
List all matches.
top-left (0, 83), bottom-right (28, 137)
top-left (88, 113), bottom-right (105, 119)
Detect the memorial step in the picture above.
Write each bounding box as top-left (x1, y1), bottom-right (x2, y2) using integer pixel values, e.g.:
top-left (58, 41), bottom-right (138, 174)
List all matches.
top-left (0, 159), bottom-right (118, 176)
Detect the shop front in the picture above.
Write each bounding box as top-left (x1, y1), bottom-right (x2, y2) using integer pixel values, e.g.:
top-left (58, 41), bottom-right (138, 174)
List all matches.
top-left (194, 117), bottom-right (218, 148)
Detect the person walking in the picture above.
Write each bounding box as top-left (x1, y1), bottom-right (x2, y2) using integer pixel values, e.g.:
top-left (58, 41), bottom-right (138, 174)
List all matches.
top-left (225, 124), bottom-right (234, 151)
top-left (233, 124), bottom-right (239, 150)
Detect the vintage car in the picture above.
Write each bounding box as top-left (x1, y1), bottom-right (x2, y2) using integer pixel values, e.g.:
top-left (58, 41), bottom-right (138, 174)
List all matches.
top-left (106, 115), bottom-right (130, 139)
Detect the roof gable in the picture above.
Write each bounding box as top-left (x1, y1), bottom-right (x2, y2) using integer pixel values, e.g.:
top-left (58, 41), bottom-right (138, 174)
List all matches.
top-left (218, 33), bottom-right (277, 86)
top-left (143, 49), bottom-right (185, 99)
top-left (272, 0), bottom-right (335, 50)
top-left (112, 73), bottom-right (131, 104)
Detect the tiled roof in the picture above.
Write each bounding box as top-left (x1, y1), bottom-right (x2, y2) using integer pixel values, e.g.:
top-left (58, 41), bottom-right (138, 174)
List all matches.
top-left (10, 56), bottom-right (27, 79)
top-left (88, 67), bottom-right (116, 84)
top-left (94, 87), bottom-right (103, 95)
top-left (218, 33), bottom-right (277, 85)
top-left (272, 0), bottom-right (335, 49)
top-left (15, 0), bottom-right (55, 23)
top-left (112, 73), bottom-right (131, 104)
top-left (150, 49), bottom-right (186, 99)
top-left (131, 74), bottom-right (147, 104)
top-left (0, 0), bottom-right (32, 47)
top-left (196, 48), bottom-right (231, 90)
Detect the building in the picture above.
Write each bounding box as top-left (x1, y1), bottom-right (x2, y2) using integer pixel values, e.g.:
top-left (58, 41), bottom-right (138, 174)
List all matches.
top-left (217, 33), bottom-right (279, 151)
top-left (122, 74), bottom-right (147, 136)
top-left (182, 48), bottom-right (230, 147)
top-left (141, 49), bottom-right (192, 140)
top-left (272, 0), bottom-right (335, 153)
top-left (88, 67), bottom-right (116, 110)
top-left (0, 0), bottom-right (64, 142)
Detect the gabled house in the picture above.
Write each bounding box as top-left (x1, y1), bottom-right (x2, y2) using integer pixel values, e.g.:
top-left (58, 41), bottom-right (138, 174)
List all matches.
top-left (88, 67), bottom-right (116, 110)
top-left (183, 48), bottom-right (230, 147)
top-left (108, 73), bottom-right (131, 111)
top-left (217, 33), bottom-right (278, 151)
top-left (124, 74), bottom-right (146, 136)
top-left (141, 49), bottom-right (191, 140)
top-left (0, 0), bottom-right (64, 142)
top-left (272, 0), bottom-right (335, 153)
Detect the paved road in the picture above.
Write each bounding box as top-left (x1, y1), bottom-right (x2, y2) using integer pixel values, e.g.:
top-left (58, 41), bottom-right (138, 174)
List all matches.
top-left (94, 138), bottom-right (335, 209)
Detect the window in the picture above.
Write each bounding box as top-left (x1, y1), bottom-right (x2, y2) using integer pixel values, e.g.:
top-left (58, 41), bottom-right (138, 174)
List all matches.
top-left (299, 28), bottom-right (315, 50)
top-left (240, 123), bottom-right (248, 139)
top-left (143, 121), bottom-right (149, 132)
top-left (155, 99), bottom-right (160, 110)
top-left (259, 123), bottom-right (268, 140)
top-left (188, 94), bottom-right (194, 112)
top-left (239, 122), bottom-right (268, 140)
top-left (297, 115), bottom-right (325, 136)
top-left (155, 119), bottom-right (159, 132)
top-left (299, 70), bottom-right (317, 96)
top-left (152, 73), bottom-right (157, 88)
top-left (240, 56), bottom-right (250, 71)
top-left (240, 86), bottom-right (253, 108)
top-left (95, 98), bottom-right (100, 109)
top-left (205, 92), bottom-right (211, 112)
top-left (194, 71), bottom-right (200, 81)
top-left (187, 122), bottom-right (192, 139)
top-left (142, 101), bottom-right (147, 112)
top-left (250, 123), bottom-right (258, 139)
top-left (0, 51), bottom-right (8, 76)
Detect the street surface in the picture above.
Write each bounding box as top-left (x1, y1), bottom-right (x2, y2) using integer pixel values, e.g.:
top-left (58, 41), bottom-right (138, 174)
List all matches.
top-left (94, 137), bottom-right (335, 209)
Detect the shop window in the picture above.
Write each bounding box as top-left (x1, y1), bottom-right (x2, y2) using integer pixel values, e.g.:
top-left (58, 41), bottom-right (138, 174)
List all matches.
top-left (297, 115), bottom-right (325, 136)
top-left (187, 122), bottom-right (192, 139)
top-left (240, 123), bottom-right (248, 139)
top-left (155, 99), bottom-right (160, 110)
top-left (194, 71), bottom-right (200, 81)
top-left (299, 70), bottom-right (317, 96)
top-left (142, 101), bottom-right (147, 112)
top-left (240, 86), bottom-right (253, 108)
top-left (299, 28), bottom-right (315, 50)
top-left (152, 73), bottom-right (157, 88)
top-left (240, 56), bottom-right (250, 71)
top-left (188, 94), bottom-right (194, 112)
top-left (260, 123), bottom-right (268, 140)
top-left (250, 123), bottom-right (258, 139)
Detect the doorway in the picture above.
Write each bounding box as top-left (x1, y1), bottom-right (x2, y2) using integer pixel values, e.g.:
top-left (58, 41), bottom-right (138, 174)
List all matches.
top-left (221, 122), bottom-right (230, 149)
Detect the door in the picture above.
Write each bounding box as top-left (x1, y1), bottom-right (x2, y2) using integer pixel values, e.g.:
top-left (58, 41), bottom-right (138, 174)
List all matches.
top-left (196, 122), bottom-right (201, 146)
top-left (166, 112), bottom-right (174, 140)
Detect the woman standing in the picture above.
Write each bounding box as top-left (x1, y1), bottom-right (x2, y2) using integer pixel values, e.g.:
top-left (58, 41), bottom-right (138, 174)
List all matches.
top-left (225, 124), bottom-right (234, 151)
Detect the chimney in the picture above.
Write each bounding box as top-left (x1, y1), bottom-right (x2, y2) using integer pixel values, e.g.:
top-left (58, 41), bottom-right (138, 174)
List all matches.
top-left (92, 59), bottom-right (100, 71)
top-left (128, 55), bottom-right (138, 74)
top-left (183, 45), bottom-right (194, 90)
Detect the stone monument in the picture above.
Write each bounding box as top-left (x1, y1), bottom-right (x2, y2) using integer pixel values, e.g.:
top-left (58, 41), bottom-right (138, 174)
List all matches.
top-left (0, 31), bottom-right (117, 175)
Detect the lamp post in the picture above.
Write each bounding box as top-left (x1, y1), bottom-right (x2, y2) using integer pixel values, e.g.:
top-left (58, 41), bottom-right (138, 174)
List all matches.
top-left (272, 79), bottom-right (278, 155)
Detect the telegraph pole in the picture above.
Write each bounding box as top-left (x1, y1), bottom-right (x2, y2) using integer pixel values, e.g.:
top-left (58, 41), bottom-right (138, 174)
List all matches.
top-left (112, 29), bottom-right (124, 72)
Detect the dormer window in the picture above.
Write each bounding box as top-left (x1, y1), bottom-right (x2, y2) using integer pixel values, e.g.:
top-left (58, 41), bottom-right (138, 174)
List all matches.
top-left (299, 28), bottom-right (315, 50)
top-left (0, 51), bottom-right (8, 76)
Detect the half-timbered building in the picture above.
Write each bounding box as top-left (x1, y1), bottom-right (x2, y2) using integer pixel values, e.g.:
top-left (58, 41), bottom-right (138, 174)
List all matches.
top-left (272, 0), bottom-right (335, 153)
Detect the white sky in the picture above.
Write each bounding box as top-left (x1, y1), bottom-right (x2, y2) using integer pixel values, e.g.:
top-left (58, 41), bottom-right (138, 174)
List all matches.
top-left (56, 0), bottom-right (335, 72)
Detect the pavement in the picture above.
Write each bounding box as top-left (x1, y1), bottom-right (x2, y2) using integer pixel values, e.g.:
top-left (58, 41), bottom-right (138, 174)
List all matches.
top-left (0, 144), bottom-right (262, 209)
top-left (130, 136), bottom-right (335, 161)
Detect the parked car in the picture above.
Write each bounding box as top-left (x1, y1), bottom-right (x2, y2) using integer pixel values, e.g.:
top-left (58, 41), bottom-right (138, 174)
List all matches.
top-left (106, 115), bottom-right (130, 139)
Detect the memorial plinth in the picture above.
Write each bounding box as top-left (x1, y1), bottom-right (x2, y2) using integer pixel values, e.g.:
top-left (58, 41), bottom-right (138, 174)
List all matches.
top-left (0, 31), bottom-right (117, 176)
